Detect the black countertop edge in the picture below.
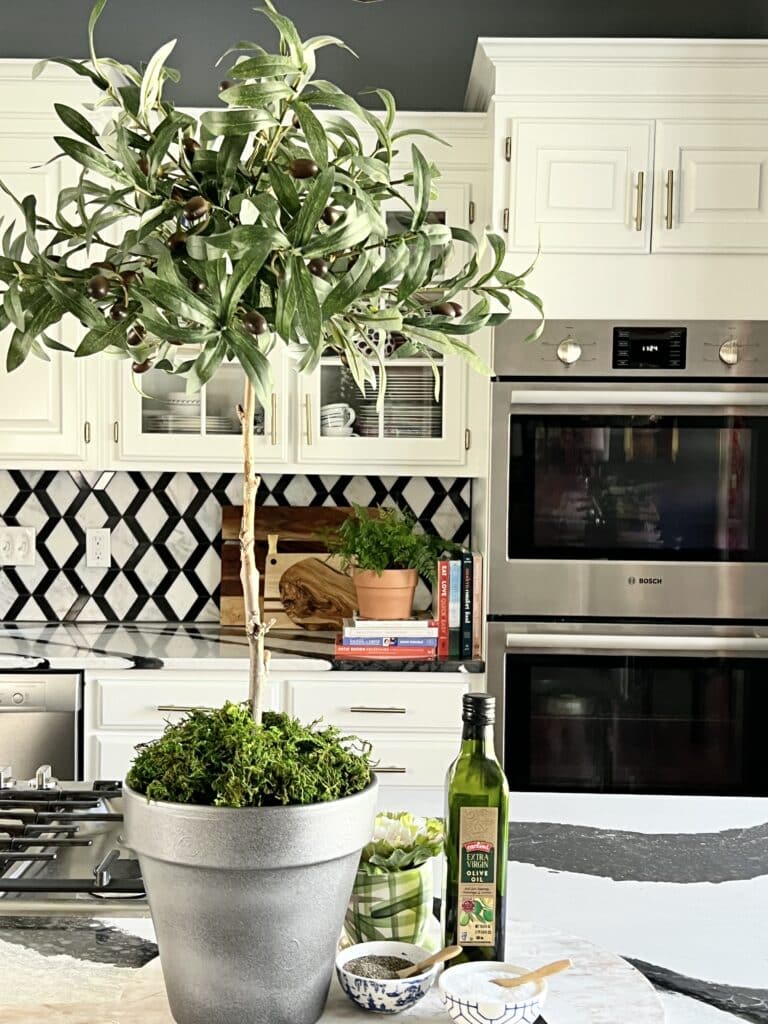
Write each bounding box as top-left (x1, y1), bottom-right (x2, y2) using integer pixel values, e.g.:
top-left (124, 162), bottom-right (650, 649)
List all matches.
top-left (329, 657), bottom-right (484, 672)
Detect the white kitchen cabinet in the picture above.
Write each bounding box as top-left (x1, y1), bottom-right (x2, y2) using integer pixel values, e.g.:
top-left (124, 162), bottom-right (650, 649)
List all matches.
top-left (85, 668), bottom-right (469, 814)
top-left (653, 120), bottom-right (768, 253)
top-left (509, 119), bottom-right (653, 253)
top-left (0, 72), bottom-right (99, 468)
top-left (112, 345), bottom-right (290, 470)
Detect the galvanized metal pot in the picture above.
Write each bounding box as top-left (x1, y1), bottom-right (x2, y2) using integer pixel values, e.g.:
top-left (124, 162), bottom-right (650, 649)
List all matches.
top-left (124, 779), bottom-right (378, 1024)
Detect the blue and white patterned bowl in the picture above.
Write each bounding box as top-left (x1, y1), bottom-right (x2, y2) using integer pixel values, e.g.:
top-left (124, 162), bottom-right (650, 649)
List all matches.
top-left (439, 962), bottom-right (547, 1024)
top-left (335, 940), bottom-right (439, 1014)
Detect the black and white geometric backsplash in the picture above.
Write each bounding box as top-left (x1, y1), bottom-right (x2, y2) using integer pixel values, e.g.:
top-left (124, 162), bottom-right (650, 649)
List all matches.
top-left (0, 470), bottom-right (471, 622)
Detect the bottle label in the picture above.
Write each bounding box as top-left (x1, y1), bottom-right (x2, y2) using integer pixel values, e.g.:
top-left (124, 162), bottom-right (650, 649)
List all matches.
top-left (457, 806), bottom-right (498, 947)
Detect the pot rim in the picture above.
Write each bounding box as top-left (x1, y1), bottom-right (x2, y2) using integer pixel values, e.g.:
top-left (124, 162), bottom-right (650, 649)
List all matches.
top-left (123, 775), bottom-right (378, 815)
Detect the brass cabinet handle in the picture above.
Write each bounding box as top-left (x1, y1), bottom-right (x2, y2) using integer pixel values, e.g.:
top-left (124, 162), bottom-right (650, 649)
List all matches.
top-left (375, 766), bottom-right (407, 775)
top-left (349, 706), bottom-right (407, 715)
top-left (84, 421), bottom-right (91, 444)
top-left (270, 393), bottom-right (278, 446)
top-left (156, 704), bottom-right (211, 713)
top-left (112, 421), bottom-right (119, 444)
top-left (305, 394), bottom-right (313, 445)
top-left (665, 169), bottom-right (674, 229)
top-left (634, 170), bottom-right (644, 232)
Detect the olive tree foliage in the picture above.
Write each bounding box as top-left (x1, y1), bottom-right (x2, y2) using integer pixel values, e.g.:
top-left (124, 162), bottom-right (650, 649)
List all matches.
top-left (0, 0), bottom-right (543, 720)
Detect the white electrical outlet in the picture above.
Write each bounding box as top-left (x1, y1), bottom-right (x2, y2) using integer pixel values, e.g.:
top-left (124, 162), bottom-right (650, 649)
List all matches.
top-left (0, 526), bottom-right (36, 566)
top-left (86, 528), bottom-right (111, 568)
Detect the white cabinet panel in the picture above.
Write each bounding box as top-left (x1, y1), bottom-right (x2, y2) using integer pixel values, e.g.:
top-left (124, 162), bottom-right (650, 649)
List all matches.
top-left (89, 734), bottom-right (161, 780)
top-left (654, 120), bottom-right (768, 252)
top-left (510, 120), bottom-right (653, 253)
top-left (366, 736), bottom-right (457, 788)
top-left (0, 124), bottom-right (89, 465)
top-left (286, 678), bottom-right (467, 733)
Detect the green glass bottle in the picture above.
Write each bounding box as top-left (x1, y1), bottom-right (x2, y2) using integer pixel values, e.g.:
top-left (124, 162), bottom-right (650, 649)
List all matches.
top-left (443, 693), bottom-right (509, 963)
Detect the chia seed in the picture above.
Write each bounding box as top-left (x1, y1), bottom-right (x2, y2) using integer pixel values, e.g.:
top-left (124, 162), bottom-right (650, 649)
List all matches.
top-left (344, 954), bottom-right (414, 980)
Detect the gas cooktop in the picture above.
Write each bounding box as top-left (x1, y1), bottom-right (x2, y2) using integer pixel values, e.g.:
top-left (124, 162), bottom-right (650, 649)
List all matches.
top-left (0, 766), bottom-right (147, 916)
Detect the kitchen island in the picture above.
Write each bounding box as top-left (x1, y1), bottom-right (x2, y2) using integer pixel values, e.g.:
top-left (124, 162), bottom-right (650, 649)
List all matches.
top-left (1, 847), bottom-right (763, 1023)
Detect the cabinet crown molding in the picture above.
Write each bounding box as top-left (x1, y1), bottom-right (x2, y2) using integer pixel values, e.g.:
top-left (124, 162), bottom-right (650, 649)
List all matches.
top-left (466, 39), bottom-right (768, 111)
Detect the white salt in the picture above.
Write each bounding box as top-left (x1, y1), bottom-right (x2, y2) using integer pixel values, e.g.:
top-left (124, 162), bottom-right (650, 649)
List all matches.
top-left (443, 970), bottom-right (540, 1003)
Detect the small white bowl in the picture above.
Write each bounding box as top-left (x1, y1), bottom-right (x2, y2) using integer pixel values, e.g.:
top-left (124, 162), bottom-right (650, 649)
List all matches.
top-left (335, 940), bottom-right (439, 1014)
top-left (439, 961), bottom-right (547, 1024)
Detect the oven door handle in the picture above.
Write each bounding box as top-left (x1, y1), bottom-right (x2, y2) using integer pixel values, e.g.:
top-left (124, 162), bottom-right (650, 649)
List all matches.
top-left (509, 388), bottom-right (768, 410)
top-left (503, 632), bottom-right (768, 654)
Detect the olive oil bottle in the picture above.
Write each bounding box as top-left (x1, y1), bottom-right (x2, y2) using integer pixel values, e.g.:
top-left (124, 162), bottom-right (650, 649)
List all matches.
top-left (443, 693), bottom-right (509, 963)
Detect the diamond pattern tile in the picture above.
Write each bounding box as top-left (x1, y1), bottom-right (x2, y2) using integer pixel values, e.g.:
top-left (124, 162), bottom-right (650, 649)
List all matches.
top-left (0, 470), bottom-right (471, 621)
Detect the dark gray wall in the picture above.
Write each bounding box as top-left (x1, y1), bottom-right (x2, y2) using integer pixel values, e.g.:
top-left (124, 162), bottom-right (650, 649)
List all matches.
top-left (2, 1), bottom-right (768, 110)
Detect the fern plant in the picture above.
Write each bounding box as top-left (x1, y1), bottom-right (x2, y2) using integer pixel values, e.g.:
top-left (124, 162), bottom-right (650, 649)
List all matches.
top-left (0, 0), bottom-right (543, 723)
top-left (326, 505), bottom-right (451, 581)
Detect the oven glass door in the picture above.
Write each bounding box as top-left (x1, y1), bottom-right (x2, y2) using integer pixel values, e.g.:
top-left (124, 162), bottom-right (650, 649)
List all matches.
top-left (505, 653), bottom-right (768, 795)
top-left (508, 414), bottom-right (768, 562)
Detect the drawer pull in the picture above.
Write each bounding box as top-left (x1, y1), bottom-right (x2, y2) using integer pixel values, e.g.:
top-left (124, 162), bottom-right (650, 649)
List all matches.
top-left (375, 766), bottom-right (407, 774)
top-left (349, 706), bottom-right (407, 715)
top-left (155, 704), bottom-right (210, 713)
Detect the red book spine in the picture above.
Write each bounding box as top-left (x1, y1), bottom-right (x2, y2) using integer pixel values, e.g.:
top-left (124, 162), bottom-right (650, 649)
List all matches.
top-left (334, 645), bottom-right (436, 660)
top-left (437, 559), bottom-right (450, 659)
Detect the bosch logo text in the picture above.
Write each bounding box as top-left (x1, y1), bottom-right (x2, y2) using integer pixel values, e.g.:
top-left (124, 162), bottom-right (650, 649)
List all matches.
top-left (627, 576), bottom-right (663, 585)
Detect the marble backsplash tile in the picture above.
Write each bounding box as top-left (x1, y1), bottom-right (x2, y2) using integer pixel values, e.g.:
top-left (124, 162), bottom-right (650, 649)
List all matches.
top-left (0, 470), bottom-right (471, 622)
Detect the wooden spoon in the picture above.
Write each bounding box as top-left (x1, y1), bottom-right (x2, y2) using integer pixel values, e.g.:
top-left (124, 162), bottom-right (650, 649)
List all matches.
top-left (492, 958), bottom-right (573, 989)
top-left (397, 945), bottom-right (463, 979)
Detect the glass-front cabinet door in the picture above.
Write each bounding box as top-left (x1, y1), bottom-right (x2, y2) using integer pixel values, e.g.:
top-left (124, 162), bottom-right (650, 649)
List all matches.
top-left (298, 181), bottom-right (473, 467)
top-left (114, 347), bottom-right (289, 467)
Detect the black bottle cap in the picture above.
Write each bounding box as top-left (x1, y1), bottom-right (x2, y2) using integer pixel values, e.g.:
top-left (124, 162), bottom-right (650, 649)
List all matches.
top-left (462, 692), bottom-right (495, 725)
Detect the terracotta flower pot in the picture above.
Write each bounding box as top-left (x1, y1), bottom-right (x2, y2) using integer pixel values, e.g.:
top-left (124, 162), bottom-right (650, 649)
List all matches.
top-left (353, 568), bottom-right (418, 620)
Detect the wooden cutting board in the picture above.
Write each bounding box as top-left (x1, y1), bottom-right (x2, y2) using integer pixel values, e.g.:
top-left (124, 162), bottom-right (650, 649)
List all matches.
top-left (263, 540), bottom-right (357, 631)
top-left (220, 506), bottom-right (355, 628)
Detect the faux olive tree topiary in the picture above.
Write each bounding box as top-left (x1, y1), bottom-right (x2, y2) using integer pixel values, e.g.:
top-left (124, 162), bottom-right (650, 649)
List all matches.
top-left (0, 0), bottom-right (542, 722)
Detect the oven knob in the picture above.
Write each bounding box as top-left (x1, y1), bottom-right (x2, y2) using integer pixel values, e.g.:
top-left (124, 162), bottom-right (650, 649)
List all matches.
top-left (719, 338), bottom-right (739, 365)
top-left (556, 337), bottom-right (582, 365)
top-left (11, 692), bottom-right (23, 705)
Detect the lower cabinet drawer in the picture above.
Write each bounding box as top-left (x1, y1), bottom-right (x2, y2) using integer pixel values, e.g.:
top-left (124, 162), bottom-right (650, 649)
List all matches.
top-left (287, 678), bottom-right (468, 732)
top-left (89, 734), bottom-right (161, 780)
top-left (363, 735), bottom-right (456, 788)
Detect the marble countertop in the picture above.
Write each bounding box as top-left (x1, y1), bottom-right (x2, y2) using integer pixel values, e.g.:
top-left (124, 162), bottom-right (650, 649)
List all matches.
top-left (0, 622), bottom-right (482, 673)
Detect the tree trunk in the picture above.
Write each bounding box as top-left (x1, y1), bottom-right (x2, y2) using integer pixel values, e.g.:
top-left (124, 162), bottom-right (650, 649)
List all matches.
top-left (239, 378), bottom-right (269, 722)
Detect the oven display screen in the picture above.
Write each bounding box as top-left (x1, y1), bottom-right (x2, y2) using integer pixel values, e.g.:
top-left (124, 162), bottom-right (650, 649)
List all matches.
top-left (612, 327), bottom-right (686, 369)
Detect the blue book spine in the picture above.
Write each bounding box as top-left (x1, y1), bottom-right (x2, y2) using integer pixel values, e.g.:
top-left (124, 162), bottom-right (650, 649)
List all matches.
top-left (448, 559), bottom-right (461, 658)
top-left (341, 636), bottom-right (438, 648)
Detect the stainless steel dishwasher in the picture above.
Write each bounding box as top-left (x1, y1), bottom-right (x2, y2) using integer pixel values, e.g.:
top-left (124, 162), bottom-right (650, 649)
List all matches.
top-left (0, 674), bottom-right (81, 782)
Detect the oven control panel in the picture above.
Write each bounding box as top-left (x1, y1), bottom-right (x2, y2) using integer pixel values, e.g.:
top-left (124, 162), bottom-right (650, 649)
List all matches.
top-left (493, 319), bottom-right (768, 378)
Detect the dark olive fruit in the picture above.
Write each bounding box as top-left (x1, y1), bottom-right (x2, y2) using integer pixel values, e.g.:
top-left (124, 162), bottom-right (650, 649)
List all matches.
top-left (182, 137), bottom-right (200, 159)
top-left (189, 276), bottom-right (206, 295)
top-left (120, 270), bottom-right (139, 287)
top-left (322, 205), bottom-right (342, 226)
top-left (218, 80), bottom-right (235, 93)
top-left (291, 114), bottom-right (301, 129)
top-left (243, 311), bottom-right (269, 336)
top-left (448, 301), bottom-right (464, 317)
top-left (308, 258), bottom-right (330, 278)
top-left (431, 302), bottom-right (458, 317)
top-left (127, 324), bottom-right (147, 347)
top-left (131, 359), bottom-right (152, 374)
top-left (109, 302), bottom-right (129, 321)
top-left (86, 274), bottom-right (110, 299)
top-left (180, 196), bottom-right (210, 229)
top-left (289, 158), bottom-right (319, 180)
top-left (167, 231), bottom-right (188, 254)
top-left (137, 156), bottom-right (150, 176)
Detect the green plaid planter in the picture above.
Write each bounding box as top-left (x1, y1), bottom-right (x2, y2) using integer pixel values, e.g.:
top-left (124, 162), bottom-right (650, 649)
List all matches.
top-left (344, 859), bottom-right (433, 946)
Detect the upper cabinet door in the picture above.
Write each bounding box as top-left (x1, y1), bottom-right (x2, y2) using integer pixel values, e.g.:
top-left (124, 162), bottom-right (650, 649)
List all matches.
top-left (509, 119), bottom-right (653, 253)
top-left (0, 124), bottom-right (90, 466)
top-left (653, 120), bottom-right (768, 253)
top-left (113, 347), bottom-right (289, 468)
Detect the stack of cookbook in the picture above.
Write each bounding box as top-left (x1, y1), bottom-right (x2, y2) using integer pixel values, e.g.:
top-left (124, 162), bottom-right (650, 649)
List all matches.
top-left (333, 617), bottom-right (438, 661)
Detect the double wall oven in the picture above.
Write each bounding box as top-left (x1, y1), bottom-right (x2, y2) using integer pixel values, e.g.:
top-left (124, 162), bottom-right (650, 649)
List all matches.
top-left (488, 320), bottom-right (768, 818)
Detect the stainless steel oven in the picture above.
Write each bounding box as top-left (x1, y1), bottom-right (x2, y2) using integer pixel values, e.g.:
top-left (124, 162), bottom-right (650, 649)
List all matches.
top-left (487, 622), bottom-right (768, 798)
top-left (489, 320), bottom-right (768, 621)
